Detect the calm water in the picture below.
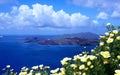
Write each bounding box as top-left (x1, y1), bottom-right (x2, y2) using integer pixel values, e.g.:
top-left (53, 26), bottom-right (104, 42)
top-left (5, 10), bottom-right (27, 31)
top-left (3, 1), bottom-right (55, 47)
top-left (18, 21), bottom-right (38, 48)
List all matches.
top-left (0, 36), bottom-right (95, 72)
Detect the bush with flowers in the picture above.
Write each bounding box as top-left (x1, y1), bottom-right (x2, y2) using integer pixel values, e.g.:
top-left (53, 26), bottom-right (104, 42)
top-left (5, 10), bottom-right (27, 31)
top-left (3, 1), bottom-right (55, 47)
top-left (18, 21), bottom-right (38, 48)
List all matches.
top-left (2, 23), bottom-right (120, 75)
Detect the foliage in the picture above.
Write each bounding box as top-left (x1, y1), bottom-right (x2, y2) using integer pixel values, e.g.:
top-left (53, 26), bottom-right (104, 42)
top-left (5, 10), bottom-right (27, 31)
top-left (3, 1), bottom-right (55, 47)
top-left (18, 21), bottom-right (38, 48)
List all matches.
top-left (2, 23), bottom-right (120, 75)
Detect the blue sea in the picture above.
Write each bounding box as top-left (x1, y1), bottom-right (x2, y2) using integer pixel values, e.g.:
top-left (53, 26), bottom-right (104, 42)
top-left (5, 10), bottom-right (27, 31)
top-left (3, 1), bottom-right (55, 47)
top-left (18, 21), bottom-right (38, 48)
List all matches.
top-left (0, 35), bottom-right (95, 72)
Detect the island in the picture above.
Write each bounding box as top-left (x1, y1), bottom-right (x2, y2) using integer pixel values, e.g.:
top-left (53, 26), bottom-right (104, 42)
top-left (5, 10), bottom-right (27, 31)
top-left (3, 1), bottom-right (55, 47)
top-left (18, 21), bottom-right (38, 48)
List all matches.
top-left (24, 37), bottom-right (98, 45)
top-left (24, 32), bottom-right (99, 45)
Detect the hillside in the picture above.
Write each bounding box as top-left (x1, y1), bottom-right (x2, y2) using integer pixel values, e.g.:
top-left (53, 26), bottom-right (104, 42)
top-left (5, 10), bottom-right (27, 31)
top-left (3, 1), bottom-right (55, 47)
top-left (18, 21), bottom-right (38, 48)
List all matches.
top-left (25, 32), bottom-right (99, 45)
top-left (62, 32), bottom-right (99, 40)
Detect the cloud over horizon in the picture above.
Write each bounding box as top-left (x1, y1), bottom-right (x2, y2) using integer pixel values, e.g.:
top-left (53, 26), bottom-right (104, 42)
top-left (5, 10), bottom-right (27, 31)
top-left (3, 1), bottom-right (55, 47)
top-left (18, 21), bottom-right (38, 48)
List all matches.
top-left (0, 3), bottom-right (97, 30)
top-left (1, 1), bottom-right (120, 35)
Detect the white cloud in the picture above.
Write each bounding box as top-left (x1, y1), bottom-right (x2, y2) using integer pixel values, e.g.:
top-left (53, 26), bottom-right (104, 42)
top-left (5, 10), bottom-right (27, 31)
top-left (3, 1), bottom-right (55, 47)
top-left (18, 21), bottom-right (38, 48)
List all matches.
top-left (111, 11), bottom-right (120, 19)
top-left (0, 3), bottom-right (93, 30)
top-left (68, 0), bottom-right (120, 20)
top-left (111, 4), bottom-right (120, 19)
top-left (96, 12), bottom-right (108, 20)
top-left (70, 13), bottom-right (89, 27)
top-left (92, 20), bottom-right (98, 25)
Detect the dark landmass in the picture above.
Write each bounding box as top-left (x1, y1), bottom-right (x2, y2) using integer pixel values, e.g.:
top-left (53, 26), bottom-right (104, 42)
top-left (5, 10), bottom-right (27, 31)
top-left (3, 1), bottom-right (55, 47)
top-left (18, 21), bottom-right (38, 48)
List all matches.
top-left (24, 32), bottom-right (99, 45)
top-left (63, 32), bottom-right (99, 40)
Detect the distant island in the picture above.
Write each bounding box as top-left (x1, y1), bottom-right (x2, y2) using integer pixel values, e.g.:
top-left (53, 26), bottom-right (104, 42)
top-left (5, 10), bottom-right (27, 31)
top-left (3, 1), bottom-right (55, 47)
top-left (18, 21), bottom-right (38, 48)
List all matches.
top-left (24, 32), bottom-right (99, 45)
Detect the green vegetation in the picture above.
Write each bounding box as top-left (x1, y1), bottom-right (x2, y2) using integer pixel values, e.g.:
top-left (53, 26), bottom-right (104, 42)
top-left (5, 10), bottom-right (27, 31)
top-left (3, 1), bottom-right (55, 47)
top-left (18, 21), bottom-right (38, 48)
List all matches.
top-left (2, 23), bottom-right (120, 75)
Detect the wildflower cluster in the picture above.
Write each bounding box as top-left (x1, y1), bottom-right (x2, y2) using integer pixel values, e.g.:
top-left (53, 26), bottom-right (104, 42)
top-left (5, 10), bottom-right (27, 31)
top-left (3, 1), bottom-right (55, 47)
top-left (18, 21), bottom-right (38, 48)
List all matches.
top-left (19, 65), bottom-right (50, 75)
top-left (2, 23), bottom-right (120, 75)
top-left (95, 23), bottom-right (120, 75)
top-left (2, 65), bottom-right (17, 75)
top-left (49, 52), bottom-right (97, 75)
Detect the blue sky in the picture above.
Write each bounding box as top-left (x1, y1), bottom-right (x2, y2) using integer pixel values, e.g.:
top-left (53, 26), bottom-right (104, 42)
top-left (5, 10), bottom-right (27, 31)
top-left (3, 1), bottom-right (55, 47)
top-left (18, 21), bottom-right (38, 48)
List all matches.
top-left (0, 0), bottom-right (120, 35)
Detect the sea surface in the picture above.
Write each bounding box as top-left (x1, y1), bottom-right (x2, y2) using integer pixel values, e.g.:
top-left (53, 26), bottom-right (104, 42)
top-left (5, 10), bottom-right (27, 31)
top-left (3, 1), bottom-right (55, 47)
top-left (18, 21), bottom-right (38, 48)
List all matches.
top-left (0, 35), bottom-right (95, 72)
